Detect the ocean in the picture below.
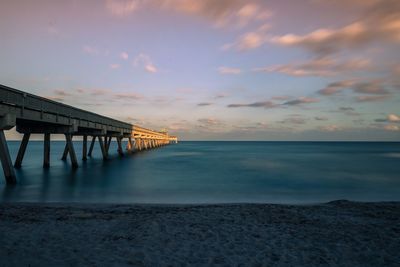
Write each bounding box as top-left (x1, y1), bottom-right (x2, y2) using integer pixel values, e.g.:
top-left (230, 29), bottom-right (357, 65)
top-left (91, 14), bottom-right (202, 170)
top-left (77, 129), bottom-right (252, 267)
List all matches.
top-left (1, 141), bottom-right (399, 204)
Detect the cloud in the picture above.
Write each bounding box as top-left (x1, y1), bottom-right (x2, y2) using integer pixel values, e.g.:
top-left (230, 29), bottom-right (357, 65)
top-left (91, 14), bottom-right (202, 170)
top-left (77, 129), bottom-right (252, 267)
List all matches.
top-left (320, 125), bottom-right (342, 132)
top-left (197, 102), bottom-right (213, 106)
top-left (227, 96), bottom-right (319, 109)
top-left (384, 124), bottom-right (400, 131)
top-left (218, 66), bottom-right (241, 74)
top-left (159, 0), bottom-right (271, 28)
top-left (222, 24), bottom-right (270, 51)
top-left (336, 107), bottom-right (360, 116)
top-left (133, 53), bottom-right (158, 73)
top-left (375, 114), bottom-right (400, 123)
top-left (318, 80), bottom-right (354, 95)
top-left (120, 52), bottom-right (129, 60)
top-left (278, 117), bottom-right (307, 125)
top-left (214, 93), bottom-right (228, 99)
top-left (227, 101), bottom-right (276, 108)
top-left (388, 114), bottom-right (400, 122)
top-left (113, 92), bottom-right (143, 100)
top-left (270, 0), bottom-right (400, 56)
top-left (270, 22), bottom-right (369, 56)
top-left (318, 79), bottom-right (391, 96)
top-left (83, 45), bottom-right (99, 55)
top-left (283, 97), bottom-right (319, 105)
top-left (106, 0), bottom-right (138, 17)
top-left (270, 95), bottom-right (291, 101)
top-left (352, 80), bottom-right (389, 94)
top-left (54, 89), bottom-right (71, 96)
top-left (339, 107), bottom-right (354, 111)
top-left (110, 64), bottom-right (120, 69)
top-left (105, 0), bottom-right (271, 28)
top-left (355, 95), bottom-right (390, 102)
top-left (197, 118), bottom-right (226, 132)
top-left (256, 57), bottom-right (370, 77)
top-left (315, 116), bottom-right (328, 121)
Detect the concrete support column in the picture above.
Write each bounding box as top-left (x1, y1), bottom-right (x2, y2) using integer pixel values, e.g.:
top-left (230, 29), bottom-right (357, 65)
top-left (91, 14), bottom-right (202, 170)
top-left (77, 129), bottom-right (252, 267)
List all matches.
top-left (65, 134), bottom-right (78, 168)
top-left (82, 135), bottom-right (88, 161)
top-left (88, 136), bottom-right (96, 157)
top-left (43, 133), bottom-right (51, 168)
top-left (98, 136), bottom-right (107, 160)
top-left (127, 137), bottom-right (133, 153)
top-left (0, 130), bottom-right (16, 184)
top-left (14, 133), bottom-right (30, 168)
top-left (61, 143), bottom-right (69, 160)
top-left (106, 136), bottom-right (112, 155)
top-left (117, 137), bottom-right (124, 156)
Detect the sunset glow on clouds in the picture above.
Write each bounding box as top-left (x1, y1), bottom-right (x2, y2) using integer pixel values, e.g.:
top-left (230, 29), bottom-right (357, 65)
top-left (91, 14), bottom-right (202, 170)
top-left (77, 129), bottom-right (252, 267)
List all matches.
top-left (0, 0), bottom-right (399, 140)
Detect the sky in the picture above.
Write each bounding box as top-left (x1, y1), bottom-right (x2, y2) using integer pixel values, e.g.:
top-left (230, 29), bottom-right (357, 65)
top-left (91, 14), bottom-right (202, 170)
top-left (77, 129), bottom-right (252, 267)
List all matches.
top-left (1, 0), bottom-right (400, 141)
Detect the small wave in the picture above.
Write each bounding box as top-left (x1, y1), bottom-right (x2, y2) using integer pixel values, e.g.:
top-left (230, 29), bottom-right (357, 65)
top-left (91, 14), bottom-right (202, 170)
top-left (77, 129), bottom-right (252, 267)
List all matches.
top-left (169, 152), bottom-right (203, 156)
top-left (383, 153), bottom-right (400, 158)
top-left (241, 159), bottom-right (285, 170)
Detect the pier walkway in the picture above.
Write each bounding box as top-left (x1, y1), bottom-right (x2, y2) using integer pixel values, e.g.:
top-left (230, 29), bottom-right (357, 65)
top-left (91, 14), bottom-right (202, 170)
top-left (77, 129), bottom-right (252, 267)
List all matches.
top-left (0, 84), bottom-right (177, 184)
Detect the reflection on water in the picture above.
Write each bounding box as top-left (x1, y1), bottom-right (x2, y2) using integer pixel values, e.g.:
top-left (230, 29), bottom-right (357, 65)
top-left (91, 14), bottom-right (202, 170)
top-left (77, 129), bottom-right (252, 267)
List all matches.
top-left (1, 141), bottom-right (400, 204)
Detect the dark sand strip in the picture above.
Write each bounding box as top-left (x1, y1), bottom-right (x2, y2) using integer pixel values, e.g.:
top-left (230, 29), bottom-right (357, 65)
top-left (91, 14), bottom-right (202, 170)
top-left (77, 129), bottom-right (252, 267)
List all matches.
top-left (0, 201), bottom-right (399, 266)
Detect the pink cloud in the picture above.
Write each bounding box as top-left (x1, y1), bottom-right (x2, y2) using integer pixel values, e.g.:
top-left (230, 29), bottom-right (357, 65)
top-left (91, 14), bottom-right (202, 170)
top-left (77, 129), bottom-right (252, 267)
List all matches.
top-left (120, 52), bottom-right (129, 60)
top-left (134, 53), bottom-right (158, 73)
top-left (218, 66), bottom-right (241, 75)
top-left (110, 64), bottom-right (120, 69)
top-left (106, 0), bottom-right (138, 17)
top-left (355, 95), bottom-right (390, 102)
top-left (256, 57), bottom-right (370, 77)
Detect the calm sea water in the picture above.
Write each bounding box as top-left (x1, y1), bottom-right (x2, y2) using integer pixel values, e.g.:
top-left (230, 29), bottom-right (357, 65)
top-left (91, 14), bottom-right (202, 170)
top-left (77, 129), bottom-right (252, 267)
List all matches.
top-left (1, 141), bottom-right (399, 204)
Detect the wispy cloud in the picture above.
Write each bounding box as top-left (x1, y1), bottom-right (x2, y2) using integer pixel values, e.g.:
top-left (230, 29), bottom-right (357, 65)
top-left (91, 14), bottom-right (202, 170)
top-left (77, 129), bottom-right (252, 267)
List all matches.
top-left (384, 124), bottom-right (400, 131)
top-left (197, 102), bottom-right (213, 106)
top-left (352, 80), bottom-right (389, 95)
top-left (355, 95), bottom-right (390, 102)
top-left (278, 117), bottom-right (307, 125)
top-left (318, 79), bottom-right (391, 97)
top-left (318, 80), bottom-right (354, 95)
top-left (283, 97), bottom-right (319, 106)
top-left (158, 0), bottom-right (271, 28)
top-left (120, 52), bottom-right (129, 60)
top-left (375, 114), bottom-right (400, 123)
top-left (133, 53), bottom-right (158, 73)
top-left (218, 66), bottom-right (241, 75)
top-left (227, 100), bottom-right (276, 108)
top-left (227, 96), bottom-right (319, 109)
top-left (255, 57), bottom-right (370, 77)
top-left (110, 63), bottom-right (120, 69)
top-left (336, 107), bottom-right (360, 116)
top-left (105, 0), bottom-right (271, 28)
top-left (319, 125), bottom-right (342, 132)
top-left (113, 92), bottom-right (143, 100)
top-left (83, 45), bottom-right (100, 55)
top-left (106, 0), bottom-right (138, 17)
top-left (197, 117), bottom-right (226, 132)
top-left (315, 116), bottom-right (329, 121)
top-left (270, 0), bottom-right (400, 56)
top-left (222, 24), bottom-right (270, 51)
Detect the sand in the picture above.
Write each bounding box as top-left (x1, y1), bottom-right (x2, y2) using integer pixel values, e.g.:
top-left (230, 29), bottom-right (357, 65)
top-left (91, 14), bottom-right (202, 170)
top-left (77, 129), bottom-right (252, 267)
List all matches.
top-left (0, 200), bottom-right (399, 266)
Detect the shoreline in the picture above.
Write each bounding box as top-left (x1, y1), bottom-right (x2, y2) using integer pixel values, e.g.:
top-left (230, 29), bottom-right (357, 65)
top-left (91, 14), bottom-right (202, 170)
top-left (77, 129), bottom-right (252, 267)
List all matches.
top-left (1, 200), bottom-right (399, 266)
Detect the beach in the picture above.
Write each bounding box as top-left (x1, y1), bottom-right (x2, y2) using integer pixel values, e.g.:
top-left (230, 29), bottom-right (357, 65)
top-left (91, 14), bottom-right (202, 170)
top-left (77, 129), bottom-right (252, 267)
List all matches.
top-left (0, 200), bottom-right (399, 266)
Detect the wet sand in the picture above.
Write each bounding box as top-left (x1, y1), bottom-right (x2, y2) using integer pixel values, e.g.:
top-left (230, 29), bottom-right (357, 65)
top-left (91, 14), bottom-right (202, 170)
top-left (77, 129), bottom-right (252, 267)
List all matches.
top-left (0, 200), bottom-right (399, 266)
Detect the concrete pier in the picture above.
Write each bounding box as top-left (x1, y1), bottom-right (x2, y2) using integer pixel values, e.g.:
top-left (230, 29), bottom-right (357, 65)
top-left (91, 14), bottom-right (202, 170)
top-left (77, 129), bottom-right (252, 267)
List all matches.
top-left (0, 84), bottom-right (178, 184)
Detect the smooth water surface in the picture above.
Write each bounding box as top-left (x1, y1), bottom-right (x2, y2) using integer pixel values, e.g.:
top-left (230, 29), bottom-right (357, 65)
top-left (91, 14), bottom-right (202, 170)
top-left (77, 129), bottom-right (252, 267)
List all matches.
top-left (1, 141), bottom-right (400, 204)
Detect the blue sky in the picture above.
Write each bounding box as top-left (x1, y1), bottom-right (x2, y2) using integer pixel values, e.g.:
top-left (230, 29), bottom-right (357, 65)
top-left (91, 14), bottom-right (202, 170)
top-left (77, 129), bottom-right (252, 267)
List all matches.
top-left (1, 0), bottom-right (400, 140)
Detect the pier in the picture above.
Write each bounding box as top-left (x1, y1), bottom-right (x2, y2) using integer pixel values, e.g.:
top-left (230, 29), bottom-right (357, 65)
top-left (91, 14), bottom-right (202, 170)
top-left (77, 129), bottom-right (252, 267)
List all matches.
top-left (0, 84), bottom-right (178, 184)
